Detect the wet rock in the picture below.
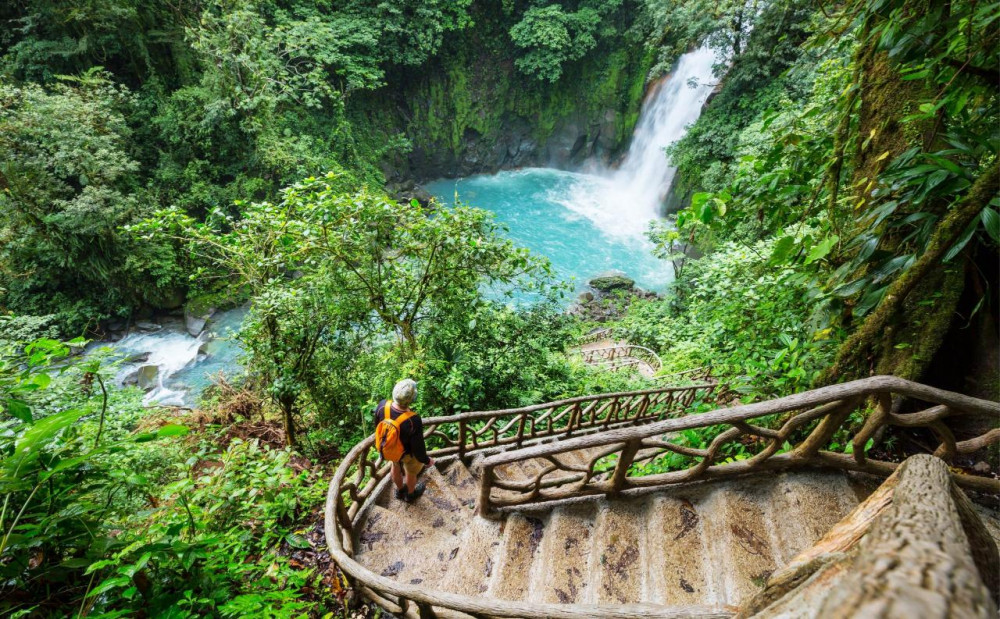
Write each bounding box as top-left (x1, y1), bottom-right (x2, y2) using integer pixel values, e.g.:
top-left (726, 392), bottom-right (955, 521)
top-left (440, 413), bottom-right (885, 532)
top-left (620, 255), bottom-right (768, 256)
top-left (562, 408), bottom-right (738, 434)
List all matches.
top-left (588, 275), bottom-right (635, 292)
top-left (121, 368), bottom-right (139, 386)
top-left (184, 306), bottom-right (215, 337)
top-left (135, 320), bottom-right (161, 332)
top-left (578, 291), bottom-right (594, 303)
top-left (136, 365), bottom-right (159, 390)
top-left (124, 352), bottom-right (151, 364)
top-left (973, 461), bottom-right (991, 474)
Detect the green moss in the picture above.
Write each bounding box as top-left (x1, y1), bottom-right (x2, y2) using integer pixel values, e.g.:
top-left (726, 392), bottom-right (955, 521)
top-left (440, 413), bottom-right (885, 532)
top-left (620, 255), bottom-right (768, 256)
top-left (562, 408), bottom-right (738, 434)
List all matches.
top-left (398, 32), bottom-right (655, 165)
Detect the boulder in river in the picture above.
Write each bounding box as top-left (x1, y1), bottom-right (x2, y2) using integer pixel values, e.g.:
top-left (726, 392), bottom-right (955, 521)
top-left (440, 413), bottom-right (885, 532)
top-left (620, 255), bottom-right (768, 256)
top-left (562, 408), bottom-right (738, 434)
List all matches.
top-left (588, 275), bottom-right (635, 292)
top-left (135, 320), bottom-right (162, 332)
top-left (123, 351), bottom-right (151, 364)
top-left (136, 365), bottom-right (159, 390)
top-left (184, 306), bottom-right (216, 337)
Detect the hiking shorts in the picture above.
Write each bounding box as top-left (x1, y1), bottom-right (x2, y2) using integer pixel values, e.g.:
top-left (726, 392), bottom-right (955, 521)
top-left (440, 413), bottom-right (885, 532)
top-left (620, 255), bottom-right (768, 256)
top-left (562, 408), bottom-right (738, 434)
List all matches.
top-left (398, 453), bottom-right (424, 478)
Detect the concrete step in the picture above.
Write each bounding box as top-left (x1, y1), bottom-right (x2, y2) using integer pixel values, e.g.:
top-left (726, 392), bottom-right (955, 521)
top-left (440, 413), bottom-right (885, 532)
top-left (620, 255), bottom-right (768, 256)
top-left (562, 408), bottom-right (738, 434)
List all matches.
top-left (354, 504), bottom-right (466, 588)
top-left (487, 513), bottom-right (547, 601)
top-left (441, 460), bottom-right (479, 509)
top-left (766, 471), bottom-right (858, 564)
top-left (530, 504), bottom-right (597, 604)
top-left (701, 483), bottom-right (778, 605)
top-left (589, 500), bottom-right (646, 604)
top-left (352, 467), bottom-right (866, 611)
top-left (438, 515), bottom-right (504, 596)
top-left (389, 465), bottom-right (468, 537)
top-left (645, 494), bottom-right (720, 606)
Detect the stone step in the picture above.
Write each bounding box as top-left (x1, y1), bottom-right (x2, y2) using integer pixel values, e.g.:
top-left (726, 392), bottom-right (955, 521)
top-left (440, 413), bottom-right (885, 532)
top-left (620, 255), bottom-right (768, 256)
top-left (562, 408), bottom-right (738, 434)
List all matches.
top-left (441, 459), bottom-right (479, 509)
top-left (387, 465), bottom-right (468, 537)
top-left (487, 513), bottom-right (547, 601)
top-left (529, 504), bottom-right (597, 604)
top-left (766, 471), bottom-right (858, 564)
top-left (589, 500), bottom-right (646, 604)
top-left (701, 483), bottom-right (778, 605)
top-left (645, 494), bottom-right (720, 607)
top-left (354, 504), bottom-right (466, 589)
top-left (438, 515), bottom-right (504, 596)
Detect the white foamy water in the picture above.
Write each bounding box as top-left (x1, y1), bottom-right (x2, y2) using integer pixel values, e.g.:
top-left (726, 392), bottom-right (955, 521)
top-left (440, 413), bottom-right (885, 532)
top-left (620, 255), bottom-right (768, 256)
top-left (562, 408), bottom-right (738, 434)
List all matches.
top-left (88, 307), bottom-right (246, 406)
top-left (109, 331), bottom-right (204, 405)
top-left (555, 45), bottom-right (719, 239)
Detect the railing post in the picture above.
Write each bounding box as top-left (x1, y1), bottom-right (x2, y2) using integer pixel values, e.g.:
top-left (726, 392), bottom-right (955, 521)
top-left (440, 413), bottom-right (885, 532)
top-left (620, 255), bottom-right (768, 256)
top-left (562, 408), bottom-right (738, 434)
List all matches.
top-left (852, 391), bottom-right (892, 465)
top-left (565, 402), bottom-right (581, 437)
top-left (458, 419), bottom-right (467, 464)
top-left (609, 439), bottom-right (641, 496)
top-left (477, 465), bottom-right (497, 519)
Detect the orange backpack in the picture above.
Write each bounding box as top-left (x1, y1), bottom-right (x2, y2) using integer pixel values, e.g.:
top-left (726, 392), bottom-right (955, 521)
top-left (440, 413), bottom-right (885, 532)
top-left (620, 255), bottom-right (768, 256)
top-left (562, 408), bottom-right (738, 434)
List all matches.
top-left (375, 400), bottom-right (415, 462)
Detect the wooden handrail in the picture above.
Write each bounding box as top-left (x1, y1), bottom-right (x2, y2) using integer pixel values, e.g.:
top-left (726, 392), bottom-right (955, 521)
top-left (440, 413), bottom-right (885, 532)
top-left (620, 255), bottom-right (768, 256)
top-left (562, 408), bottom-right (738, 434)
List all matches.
top-left (324, 381), bottom-right (724, 618)
top-left (325, 375), bottom-right (999, 617)
top-left (576, 344), bottom-right (664, 373)
top-left (475, 376), bottom-right (1000, 517)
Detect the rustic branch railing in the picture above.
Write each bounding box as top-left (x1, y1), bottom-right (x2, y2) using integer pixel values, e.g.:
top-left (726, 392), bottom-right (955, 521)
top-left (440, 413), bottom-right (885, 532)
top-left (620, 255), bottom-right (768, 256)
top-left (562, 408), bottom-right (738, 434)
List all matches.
top-left (476, 376), bottom-right (1000, 516)
top-left (324, 382), bottom-right (718, 618)
top-left (577, 328), bottom-right (612, 345)
top-left (577, 345), bottom-right (664, 374)
top-left (654, 366), bottom-right (715, 383)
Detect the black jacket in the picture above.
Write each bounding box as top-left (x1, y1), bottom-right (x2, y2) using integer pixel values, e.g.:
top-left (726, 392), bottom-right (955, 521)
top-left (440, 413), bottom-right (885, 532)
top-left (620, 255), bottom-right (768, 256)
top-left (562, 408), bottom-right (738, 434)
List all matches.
top-left (372, 399), bottom-right (430, 465)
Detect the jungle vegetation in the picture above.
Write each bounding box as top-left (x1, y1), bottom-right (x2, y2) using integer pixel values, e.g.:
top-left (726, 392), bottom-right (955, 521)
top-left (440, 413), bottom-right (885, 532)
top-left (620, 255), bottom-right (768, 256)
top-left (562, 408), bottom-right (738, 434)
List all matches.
top-left (1, 0), bottom-right (997, 616)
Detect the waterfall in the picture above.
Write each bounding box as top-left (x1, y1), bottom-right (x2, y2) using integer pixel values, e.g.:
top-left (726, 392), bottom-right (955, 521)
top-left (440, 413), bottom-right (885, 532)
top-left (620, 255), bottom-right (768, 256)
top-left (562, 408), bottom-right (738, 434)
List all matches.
top-left (612, 45), bottom-right (719, 215)
top-left (553, 45), bottom-right (719, 239)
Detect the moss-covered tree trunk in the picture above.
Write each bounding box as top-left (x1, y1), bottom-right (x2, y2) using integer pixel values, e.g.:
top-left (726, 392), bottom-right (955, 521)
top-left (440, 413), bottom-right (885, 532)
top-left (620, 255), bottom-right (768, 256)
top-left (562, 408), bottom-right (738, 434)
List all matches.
top-left (821, 162), bottom-right (999, 384)
top-left (818, 12), bottom-right (997, 385)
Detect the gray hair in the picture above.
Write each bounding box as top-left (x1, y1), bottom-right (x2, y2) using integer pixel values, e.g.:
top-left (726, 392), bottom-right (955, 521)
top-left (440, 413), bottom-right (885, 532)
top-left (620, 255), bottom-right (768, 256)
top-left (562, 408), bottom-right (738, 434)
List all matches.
top-left (392, 378), bottom-right (418, 409)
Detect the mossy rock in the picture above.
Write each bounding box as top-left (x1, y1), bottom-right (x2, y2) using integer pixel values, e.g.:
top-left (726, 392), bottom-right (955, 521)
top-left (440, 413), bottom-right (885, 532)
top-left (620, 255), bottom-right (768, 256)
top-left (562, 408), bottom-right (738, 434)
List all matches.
top-left (588, 275), bottom-right (635, 292)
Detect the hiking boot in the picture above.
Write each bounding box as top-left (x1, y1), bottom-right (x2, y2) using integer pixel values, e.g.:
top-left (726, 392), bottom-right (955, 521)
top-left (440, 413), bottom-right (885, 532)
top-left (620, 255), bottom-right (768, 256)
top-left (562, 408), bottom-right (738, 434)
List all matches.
top-left (405, 481), bottom-right (426, 503)
top-left (394, 486), bottom-right (407, 501)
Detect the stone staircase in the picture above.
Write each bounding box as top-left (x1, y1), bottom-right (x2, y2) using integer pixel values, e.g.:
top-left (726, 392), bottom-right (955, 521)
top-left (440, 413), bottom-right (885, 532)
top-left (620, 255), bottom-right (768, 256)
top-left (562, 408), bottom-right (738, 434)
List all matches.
top-left (328, 376), bottom-right (1000, 618)
top-left (353, 456), bottom-right (867, 612)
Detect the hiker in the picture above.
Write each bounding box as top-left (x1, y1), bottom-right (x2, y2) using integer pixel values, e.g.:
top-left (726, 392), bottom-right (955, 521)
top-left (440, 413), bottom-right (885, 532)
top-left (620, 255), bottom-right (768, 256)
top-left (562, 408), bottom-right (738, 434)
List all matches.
top-left (373, 378), bottom-right (433, 502)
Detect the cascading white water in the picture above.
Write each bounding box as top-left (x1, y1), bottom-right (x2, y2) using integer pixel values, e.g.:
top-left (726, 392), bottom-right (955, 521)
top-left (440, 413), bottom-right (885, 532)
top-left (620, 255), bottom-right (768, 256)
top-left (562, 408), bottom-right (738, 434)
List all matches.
top-left (552, 45), bottom-right (719, 238)
top-left (612, 45), bottom-right (719, 214)
top-left (87, 307), bottom-right (247, 406)
top-left (426, 45), bottom-right (721, 294)
top-left (111, 331), bottom-right (205, 405)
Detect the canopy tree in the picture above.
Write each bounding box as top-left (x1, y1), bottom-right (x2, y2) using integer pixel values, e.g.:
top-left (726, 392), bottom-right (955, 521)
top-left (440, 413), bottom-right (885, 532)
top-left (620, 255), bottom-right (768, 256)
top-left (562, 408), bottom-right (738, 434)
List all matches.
top-left (134, 174), bottom-right (547, 445)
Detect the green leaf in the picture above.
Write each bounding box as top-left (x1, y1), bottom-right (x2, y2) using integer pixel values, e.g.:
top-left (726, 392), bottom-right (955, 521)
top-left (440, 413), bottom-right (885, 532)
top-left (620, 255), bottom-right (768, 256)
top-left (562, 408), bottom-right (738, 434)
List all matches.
top-left (981, 207), bottom-right (1000, 243)
top-left (156, 424), bottom-right (189, 438)
top-left (5, 399), bottom-right (32, 423)
top-left (770, 236), bottom-right (796, 264)
top-left (854, 285), bottom-right (888, 317)
top-left (943, 217), bottom-right (979, 262)
top-left (285, 533), bottom-right (311, 549)
top-left (88, 576), bottom-right (131, 597)
top-left (804, 235), bottom-right (839, 265)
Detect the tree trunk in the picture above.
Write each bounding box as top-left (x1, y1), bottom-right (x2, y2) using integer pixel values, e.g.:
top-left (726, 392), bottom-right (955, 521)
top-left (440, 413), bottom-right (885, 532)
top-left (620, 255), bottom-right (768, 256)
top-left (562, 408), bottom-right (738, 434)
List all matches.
top-left (742, 455), bottom-right (998, 617)
top-left (280, 394), bottom-right (297, 448)
top-left (819, 162), bottom-right (999, 384)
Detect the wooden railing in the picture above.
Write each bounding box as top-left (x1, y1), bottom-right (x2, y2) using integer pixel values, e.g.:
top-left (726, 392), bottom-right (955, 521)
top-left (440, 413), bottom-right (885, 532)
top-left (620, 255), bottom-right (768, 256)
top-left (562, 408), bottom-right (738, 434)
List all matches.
top-left (577, 344), bottom-right (663, 374)
top-left (324, 382), bottom-right (717, 618)
top-left (577, 328), bottom-right (612, 345)
top-left (655, 366), bottom-right (715, 383)
top-left (476, 376), bottom-right (1000, 516)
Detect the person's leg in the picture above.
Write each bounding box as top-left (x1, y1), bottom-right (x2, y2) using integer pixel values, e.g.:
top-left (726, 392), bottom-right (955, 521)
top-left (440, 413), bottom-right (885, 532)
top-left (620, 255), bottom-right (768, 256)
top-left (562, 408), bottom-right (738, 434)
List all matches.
top-left (390, 460), bottom-right (403, 490)
top-left (401, 455), bottom-right (425, 499)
